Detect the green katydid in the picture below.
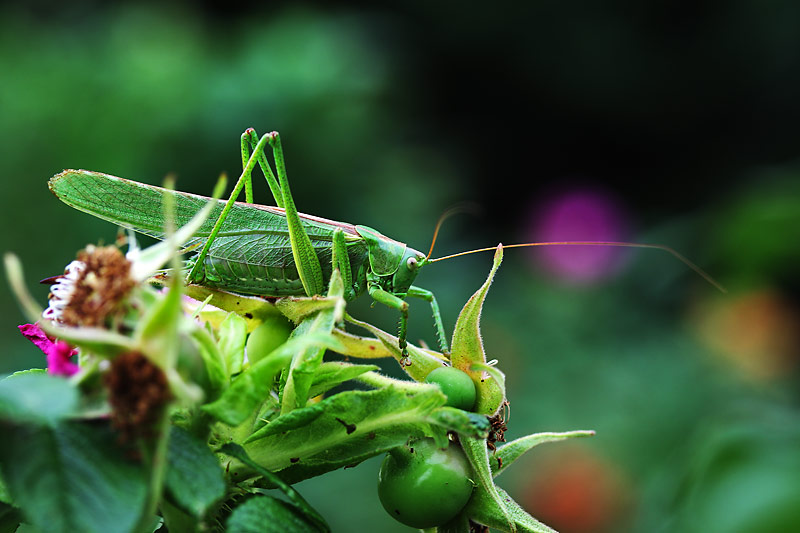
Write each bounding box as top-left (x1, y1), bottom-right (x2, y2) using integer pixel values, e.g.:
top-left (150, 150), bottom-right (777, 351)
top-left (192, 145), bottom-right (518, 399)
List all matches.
top-left (48, 128), bottom-right (723, 359)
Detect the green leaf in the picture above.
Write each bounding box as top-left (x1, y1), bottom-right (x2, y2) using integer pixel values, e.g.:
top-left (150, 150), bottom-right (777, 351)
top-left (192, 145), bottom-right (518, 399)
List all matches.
top-left (0, 373), bottom-right (78, 425)
top-left (344, 315), bottom-right (447, 381)
top-left (226, 495), bottom-right (324, 533)
top-left (202, 332), bottom-right (339, 426)
top-left (165, 426), bottom-right (226, 518)
top-left (233, 386), bottom-right (451, 482)
top-left (0, 420), bottom-right (148, 533)
top-left (451, 246), bottom-right (505, 416)
top-left (307, 362), bottom-right (379, 398)
top-left (492, 430), bottom-right (595, 478)
top-left (3, 369), bottom-right (45, 378)
top-left (354, 370), bottom-right (441, 392)
top-left (470, 361), bottom-right (506, 398)
top-left (183, 285), bottom-right (284, 331)
top-left (220, 444), bottom-right (329, 532)
top-left (248, 394), bottom-right (281, 436)
top-left (437, 512), bottom-right (472, 533)
top-left (160, 498), bottom-right (198, 533)
top-left (245, 404), bottom-right (325, 443)
top-left (258, 435), bottom-right (410, 487)
top-left (460, 436), bottom-right (513, 531)
top-left (36, 323), bottom-right (137, 358)
top-left (332, 329), bottom-right (395, 359)
top-left (466, 485), bottom-right (557, 533)
top-left (280, 271), bottom-right (345, 414)
top-left (218, 312), bottom-right (247, 375)
top-left (0, 471), bottom-right (10, 504)
top-left (135, 282), bottom-right (183, 369)
top-left (280, 318), bottom-right (333, 414)
top-left (130, 181), bottom-right (221, 282)
top-left (426, 408), bottom-right (490, 440)
top-left (0, 502), bottom-right (22, 533)
top-left (187, 327), bottom-right (227, 392)
top-left (275, 296), bottom-right (338, 325)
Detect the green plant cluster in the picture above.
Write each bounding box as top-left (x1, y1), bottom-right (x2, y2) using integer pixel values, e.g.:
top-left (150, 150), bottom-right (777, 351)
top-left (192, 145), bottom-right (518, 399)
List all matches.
top-left (1, 207), bottom-right (592, 532)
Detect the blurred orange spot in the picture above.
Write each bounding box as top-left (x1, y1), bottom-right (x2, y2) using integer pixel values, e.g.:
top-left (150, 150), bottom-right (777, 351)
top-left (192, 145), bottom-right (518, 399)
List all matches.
top-left (521, 447), bottom-right (631, 533)
top-left (690, 289), bottom-right (800, 382)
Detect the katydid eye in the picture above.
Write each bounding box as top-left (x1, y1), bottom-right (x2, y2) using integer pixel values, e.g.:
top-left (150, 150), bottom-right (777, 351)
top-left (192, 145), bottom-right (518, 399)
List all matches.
top-left (407, 257), bottom-right (418, 270)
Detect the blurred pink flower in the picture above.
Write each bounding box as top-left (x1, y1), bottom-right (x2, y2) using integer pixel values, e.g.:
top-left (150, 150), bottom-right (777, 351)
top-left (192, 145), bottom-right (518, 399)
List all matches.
top-left (18, 323), bottom-right (79, 377)
top-left (527, 187), bottom-right (631, 285)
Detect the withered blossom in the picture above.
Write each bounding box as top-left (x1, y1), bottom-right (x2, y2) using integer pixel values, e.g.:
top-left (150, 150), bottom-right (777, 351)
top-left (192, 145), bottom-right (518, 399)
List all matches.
top-left (43, 245), bottom-right (135, 328)
top-left (104, 351), bottom-right (171, 442)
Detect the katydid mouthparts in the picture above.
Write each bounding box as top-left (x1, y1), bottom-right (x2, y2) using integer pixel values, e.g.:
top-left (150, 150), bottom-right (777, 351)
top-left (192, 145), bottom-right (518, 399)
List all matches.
top-left (47, 128), bottom-right (723, 359)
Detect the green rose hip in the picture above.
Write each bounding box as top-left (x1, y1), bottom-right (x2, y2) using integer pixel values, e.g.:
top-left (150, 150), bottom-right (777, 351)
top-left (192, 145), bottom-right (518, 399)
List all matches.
top-left (425, 366), bottom-right (477, 411)
top-left (245, 316), bottom-right (293, 364)
top-left (378, 438), bottom-right (474, 528)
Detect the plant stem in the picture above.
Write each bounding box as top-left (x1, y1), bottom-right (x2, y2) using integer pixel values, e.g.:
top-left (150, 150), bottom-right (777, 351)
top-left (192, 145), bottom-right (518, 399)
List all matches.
top-left (133, 409), bottom-right (172, 532)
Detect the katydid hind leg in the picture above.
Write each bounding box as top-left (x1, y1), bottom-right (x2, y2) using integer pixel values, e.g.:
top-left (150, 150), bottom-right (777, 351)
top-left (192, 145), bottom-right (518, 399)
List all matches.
top-left (242, 128), bottom-right (284, 208)
top-left (239, 130), bottom-right (255, 204)
top-left (188, 133), bottom-right (271, 283)
top-left (268, 131), bottom-right (325, 297)
top-left (407, 285), bottom-right (449, 354)
top-left (332, 228), bottom-right (355, 299)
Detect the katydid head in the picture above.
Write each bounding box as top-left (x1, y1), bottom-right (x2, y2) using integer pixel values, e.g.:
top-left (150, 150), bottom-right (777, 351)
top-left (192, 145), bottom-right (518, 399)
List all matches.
top-left (356, 225), bottom-right (427, 296)
top-left (392, 247), bottom-right (427, 295)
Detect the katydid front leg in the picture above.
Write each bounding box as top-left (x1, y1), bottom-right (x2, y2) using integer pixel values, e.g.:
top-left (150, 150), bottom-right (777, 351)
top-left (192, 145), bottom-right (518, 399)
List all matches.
top-left (368, 284), bottom-right (410, 363)
top-left (406, 286), bottom-right (449, 354)
top-left (367, 286), bottom-right (449, 358)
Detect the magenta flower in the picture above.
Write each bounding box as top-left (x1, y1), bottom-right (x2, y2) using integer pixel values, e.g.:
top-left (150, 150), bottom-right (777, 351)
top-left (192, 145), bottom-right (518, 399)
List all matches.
top-left (526, 187), bottom-right (631, 285)
top-left (18, 323), bottom-right (79, 377)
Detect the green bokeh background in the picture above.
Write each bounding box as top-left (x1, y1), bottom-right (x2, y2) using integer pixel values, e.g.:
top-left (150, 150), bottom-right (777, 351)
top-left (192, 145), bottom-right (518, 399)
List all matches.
top-left (1, 3), bottom-right (798, 532)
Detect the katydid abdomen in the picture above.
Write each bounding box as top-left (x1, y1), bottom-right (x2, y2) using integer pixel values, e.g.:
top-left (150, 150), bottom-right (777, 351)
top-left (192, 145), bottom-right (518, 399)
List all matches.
top-left (191, 235), bottom-right (369, 298)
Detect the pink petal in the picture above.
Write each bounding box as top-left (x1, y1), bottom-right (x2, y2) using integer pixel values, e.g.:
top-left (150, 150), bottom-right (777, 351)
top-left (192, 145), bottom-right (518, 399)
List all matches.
top-left (19, 323), bottom-right (79, 376)
top-left (47, 341), bottom-right (80, 377)
top-left (18, 323), bottom-right (55, 354)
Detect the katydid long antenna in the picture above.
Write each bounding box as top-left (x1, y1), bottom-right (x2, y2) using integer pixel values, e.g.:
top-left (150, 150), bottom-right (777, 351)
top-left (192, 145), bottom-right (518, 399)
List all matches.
top-left (425, 203), bottom-right (482, 261)
top-left (427, 241), bottom-right (726, 293)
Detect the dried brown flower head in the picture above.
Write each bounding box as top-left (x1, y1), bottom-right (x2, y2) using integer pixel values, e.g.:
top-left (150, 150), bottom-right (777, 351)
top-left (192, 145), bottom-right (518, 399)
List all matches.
top-left (44, 245), bottom-right (135, 327)
top-left (104, 351), bottom-right (171, 442)
top-left (487, 400), bottom-right (509, 452)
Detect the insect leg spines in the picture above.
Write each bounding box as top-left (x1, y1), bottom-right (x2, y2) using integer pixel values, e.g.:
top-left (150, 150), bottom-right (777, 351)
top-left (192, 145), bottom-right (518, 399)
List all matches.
top-left (188, 133), bottom-right (272, 283)
top-left (332, 228), bottom-right (355, 299)
top-left (241, 128), bottom-right (284, 208)
top-left (367, 279), bottom-right (410, 359)
top-left (268, 132), bottom-right (325, 297)
top-left (239, 130), bottom-right (255, 203)
top-left (406, 286), bottom-right (449, 354)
